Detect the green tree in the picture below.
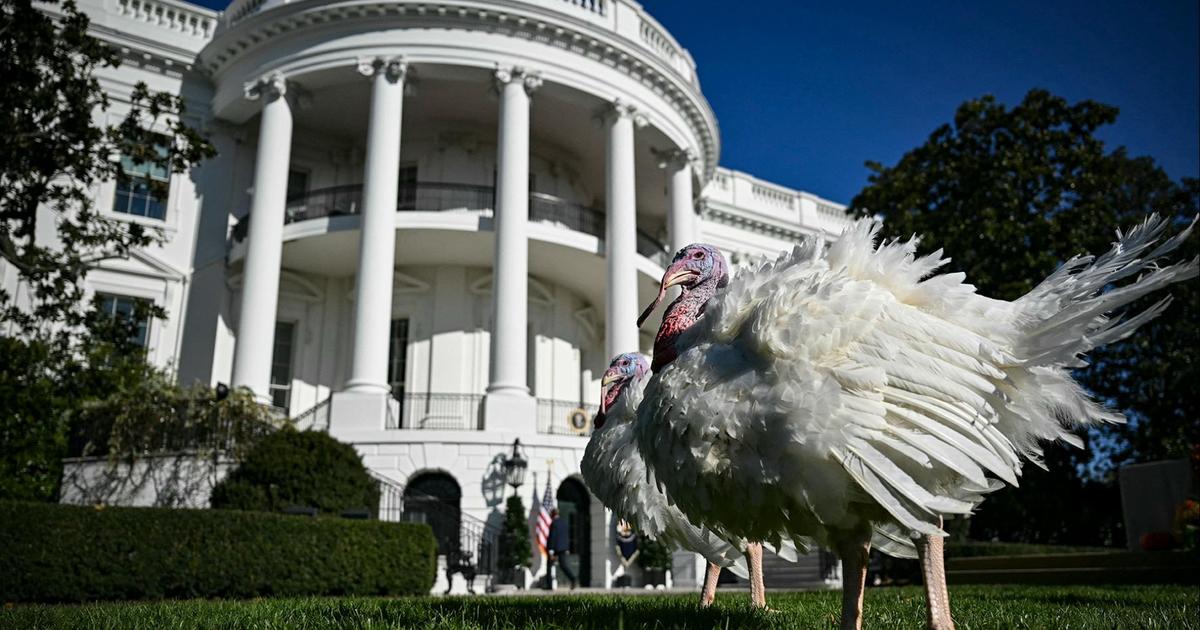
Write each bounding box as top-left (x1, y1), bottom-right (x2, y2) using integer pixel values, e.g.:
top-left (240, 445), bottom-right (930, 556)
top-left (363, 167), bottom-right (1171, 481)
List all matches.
top-left (497, 495), bottom-right (532, 583)
top-left (1, 0), bottom-right (214, 336)
top-left (0, 0), bottom-right (214, 500)
top-left (849, 89), bottom-right (1197, 546)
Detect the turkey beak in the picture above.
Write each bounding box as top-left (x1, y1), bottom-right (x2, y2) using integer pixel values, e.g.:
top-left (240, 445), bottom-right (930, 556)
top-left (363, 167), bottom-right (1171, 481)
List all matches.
top-left (637, 263), bottom-right (697, 327)
top-left (599, 369), bottom-right (621, 414)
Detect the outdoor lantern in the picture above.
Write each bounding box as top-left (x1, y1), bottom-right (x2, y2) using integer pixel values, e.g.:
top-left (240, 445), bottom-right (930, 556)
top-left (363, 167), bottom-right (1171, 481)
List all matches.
top-left (504, 438), bottom-right (528, 490)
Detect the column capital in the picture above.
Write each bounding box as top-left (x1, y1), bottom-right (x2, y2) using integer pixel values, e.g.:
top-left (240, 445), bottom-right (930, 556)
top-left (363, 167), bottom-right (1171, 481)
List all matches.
top-left (358, 56), bottom-right (408, 83)
top-left (243, 72), bottom-right (310, 108)
top-left (243, 71), bottom-right (287, 101)
top-left (653, 147), bottom-right (696, 171)
top-left (493, 64), bottom-right (543, 95)
top-left (602, 99), bottom-right (648, 128)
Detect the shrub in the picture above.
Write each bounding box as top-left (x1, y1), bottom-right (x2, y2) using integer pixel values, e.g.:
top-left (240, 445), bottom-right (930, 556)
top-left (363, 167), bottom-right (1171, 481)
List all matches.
top-left (0, 501), bottom-right (437, 602)
top-left (637, 536), bottom-right (674, 571)
top-left (497, 495), bottom-right (531, 582)
top-left (210, 429), bottom-right (378, 516)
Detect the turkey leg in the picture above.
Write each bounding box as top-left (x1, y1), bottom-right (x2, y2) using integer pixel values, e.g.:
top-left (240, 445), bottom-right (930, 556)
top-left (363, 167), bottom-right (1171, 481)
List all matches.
top-left (745, 542), bottom-right (766, 608)
top-left (699, 561), bottom-right (721, 607)
top-left (835, 533), bottom-right (871, 630)
top-left (918, 522), bottom-right (955, 630)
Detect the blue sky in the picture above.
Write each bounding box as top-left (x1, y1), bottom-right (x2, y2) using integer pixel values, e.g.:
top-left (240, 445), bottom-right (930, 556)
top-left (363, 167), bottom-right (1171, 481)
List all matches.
top-left (193, 0), bottom-right (1199, 204)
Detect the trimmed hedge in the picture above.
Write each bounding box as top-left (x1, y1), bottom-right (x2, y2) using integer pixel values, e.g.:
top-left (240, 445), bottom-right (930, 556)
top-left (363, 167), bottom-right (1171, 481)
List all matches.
top-left (210, 429), bottom-right (379, 516)
top-left (0, 501), bottom-right (437, 602)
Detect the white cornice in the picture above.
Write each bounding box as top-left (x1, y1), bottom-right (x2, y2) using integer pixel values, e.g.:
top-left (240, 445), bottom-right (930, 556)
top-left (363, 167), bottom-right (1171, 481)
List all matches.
top-left (701, 202), bottom-right (815, 242)
top-left (199, 0), bottom-right (719, 182)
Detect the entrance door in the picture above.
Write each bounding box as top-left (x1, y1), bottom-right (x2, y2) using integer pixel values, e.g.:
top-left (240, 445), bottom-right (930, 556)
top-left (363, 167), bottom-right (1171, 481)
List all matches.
top-left (556, 477), bottom-right (591, 587)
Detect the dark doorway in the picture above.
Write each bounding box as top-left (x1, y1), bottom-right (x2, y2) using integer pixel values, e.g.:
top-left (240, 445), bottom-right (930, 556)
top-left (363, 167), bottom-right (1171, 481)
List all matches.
top-left (556, 477), bottom-right (592, 587)
top-left (403, 471), bottom-right (462, 556)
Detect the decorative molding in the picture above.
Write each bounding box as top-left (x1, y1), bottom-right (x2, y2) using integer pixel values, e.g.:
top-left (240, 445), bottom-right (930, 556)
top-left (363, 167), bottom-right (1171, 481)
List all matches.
top-left (358, 56), bottom-right (408, 83)
top-left (344, 270), bottom-right (431, 300)
top-left (700, 203), bottom-right (813, 242)
top-left (227, 270), bottom-right (324, 303)
top-left (652, 147), bottom-right (696, 171)
top-left (572, 306), bottom-right (598, 341)
top-left (200, 2), bottom-right (719, 181)
top-left (243, 71), bottom-right (287, 101)
top-left (602, 99), bottom-right (648, 128)
top-left (468, 273), bottom-right (553, 306)
top-left (493, 64), bottom-right (543, 95)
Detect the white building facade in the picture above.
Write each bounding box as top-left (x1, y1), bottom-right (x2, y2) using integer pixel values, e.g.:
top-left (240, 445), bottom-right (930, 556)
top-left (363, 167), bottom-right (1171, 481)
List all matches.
top-left (20, 0), bottom-right (851, 591)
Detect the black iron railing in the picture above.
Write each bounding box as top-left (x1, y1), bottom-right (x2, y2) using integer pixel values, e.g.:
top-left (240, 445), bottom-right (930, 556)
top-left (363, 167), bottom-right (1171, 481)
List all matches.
top-left (292, 396), bottom-right (332, 431)
top-left (389, 392), bottom-right (484, 431)
top-left (231, 181), bottom-right (670, 264)
top-left (535, 398), bottom-right (600, 437)
top-left (372, 472), bottom-right (502, 594)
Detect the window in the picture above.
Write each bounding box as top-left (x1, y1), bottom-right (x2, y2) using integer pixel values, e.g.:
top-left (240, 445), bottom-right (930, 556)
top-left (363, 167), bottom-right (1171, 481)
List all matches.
top-left (397, 165), bottom-right (418, 210)
top-left (113, 138), bottom-right (170, 220)
top-left (387, 318), bottom-right (410, 403)
top-left (97, 293), bottom-right (151, 348)
top-left (269, 321), bottom-right (296, 409)
top-left (286, 169), bottom-right (309, 202)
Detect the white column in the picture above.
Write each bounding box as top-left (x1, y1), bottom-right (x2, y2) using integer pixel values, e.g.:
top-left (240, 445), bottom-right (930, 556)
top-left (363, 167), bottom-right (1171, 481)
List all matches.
top-left (345, 57), bottom-right (407, 394)
top-left (231, 73), bottom-right (294, 402)
top-left (605, 101), bottom-right (644, 358)
top-left (488, 66), bottom-right (542, 397)
top-left (659, 148), bottom-right (697, 254)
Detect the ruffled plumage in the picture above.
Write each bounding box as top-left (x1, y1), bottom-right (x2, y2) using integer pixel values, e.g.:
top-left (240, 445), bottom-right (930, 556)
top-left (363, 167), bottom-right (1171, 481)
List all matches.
top-left (635, 215), bottom-right (1197, 556)
top-left (581, 367), bottom-right (751, 577)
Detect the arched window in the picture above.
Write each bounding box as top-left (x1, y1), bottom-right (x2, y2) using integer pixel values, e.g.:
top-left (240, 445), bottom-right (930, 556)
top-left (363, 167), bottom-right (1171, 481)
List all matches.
top-left (403, 471), bottom-right (462, 555)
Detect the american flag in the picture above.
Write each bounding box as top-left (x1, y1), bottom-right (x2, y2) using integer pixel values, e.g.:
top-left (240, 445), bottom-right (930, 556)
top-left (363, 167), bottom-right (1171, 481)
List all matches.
top-left (535, 481), bottom-right (554, 555)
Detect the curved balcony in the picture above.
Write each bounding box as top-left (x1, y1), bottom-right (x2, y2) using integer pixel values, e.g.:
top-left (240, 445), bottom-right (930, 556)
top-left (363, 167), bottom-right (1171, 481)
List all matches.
top-left (232, 181), bottom-right (671, 265)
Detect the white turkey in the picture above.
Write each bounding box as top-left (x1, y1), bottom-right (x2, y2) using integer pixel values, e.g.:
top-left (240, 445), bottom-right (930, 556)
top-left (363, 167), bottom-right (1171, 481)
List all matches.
top-left (633, 215), bottom-right (1196, 628)
top-left (581, 352), bottom-right (804, 606)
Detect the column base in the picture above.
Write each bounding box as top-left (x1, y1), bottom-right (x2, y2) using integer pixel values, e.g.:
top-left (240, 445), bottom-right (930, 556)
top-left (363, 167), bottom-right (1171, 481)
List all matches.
top-left (483, 390), bottom-right (536, 433)
top-left (328, 390), bottom-right (398, 437)
top-left (342, 379), bottom-right (392, 395)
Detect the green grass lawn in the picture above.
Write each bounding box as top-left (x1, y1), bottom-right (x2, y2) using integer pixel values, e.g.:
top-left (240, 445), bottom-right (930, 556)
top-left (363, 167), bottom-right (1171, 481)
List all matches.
top-left (4, 585), bottom-right (1196, 629)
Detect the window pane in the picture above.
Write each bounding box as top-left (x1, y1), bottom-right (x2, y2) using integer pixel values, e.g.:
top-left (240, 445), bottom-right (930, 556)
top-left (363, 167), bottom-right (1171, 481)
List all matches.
top-left (114, 136), bottom-right (170, 220)
top-left (388, 319), bottom-right (409, 400)
top-left (270, 321), bottom-right (296, 409)
top-left (286, 170), bottom-right (309, 202)
top-left (96, 293), bottom-right (150, 348)
top-left (113, 174), bottom-right (167, 220)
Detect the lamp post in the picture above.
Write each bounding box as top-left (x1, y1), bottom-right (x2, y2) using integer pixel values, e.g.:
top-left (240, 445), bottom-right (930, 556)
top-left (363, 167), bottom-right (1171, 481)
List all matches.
top-left (503, 438), bottom-right (528, 497)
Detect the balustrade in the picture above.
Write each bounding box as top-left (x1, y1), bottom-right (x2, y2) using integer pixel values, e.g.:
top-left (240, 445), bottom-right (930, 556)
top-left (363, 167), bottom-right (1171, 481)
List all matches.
top-left (536, 398), bottom-right (599, 436)
top-left (116, 0), bottom-right (215, 37)
top-left (231, 181), bottom-right (670, 264)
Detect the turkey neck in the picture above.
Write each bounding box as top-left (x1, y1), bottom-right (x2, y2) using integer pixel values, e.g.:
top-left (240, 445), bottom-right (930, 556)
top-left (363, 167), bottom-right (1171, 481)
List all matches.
top-left (652, 276), bottom-right (720, 372)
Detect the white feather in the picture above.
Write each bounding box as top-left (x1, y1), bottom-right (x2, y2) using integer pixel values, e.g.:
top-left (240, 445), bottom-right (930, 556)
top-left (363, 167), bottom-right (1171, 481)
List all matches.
top-left (635, 215), bottom-right (1196, 558)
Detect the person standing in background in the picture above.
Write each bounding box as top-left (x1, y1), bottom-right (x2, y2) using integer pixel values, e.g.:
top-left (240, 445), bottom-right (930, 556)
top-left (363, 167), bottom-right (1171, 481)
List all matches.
top-left (546, 508), bottom-right (578, 589)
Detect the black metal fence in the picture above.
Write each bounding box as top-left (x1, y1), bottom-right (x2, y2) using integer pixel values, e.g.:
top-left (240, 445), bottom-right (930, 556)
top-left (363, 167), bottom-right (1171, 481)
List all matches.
top-left (231, 181), bottom-right (671, 264)
top-left (389, 393), bottom-right (484, 431)
top-left (535, 398), bottom-right (599, 437)
top-left (372, 472), bottom-right (501, 593)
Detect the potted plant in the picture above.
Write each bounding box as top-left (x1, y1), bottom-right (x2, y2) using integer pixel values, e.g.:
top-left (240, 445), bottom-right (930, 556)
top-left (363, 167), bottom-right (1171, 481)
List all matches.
top-left (496, 495), bottom-right (532, 586)
top-left (637, 535), bottom-right (673, 587)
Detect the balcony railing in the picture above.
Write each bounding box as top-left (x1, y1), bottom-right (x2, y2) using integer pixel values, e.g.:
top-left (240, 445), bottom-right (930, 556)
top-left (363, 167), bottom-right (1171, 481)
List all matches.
top-left (536, 398), bottom-right (599, 437)
top-left (388, 392), bottom-right (484, 431)
top-left (232, 181), bottom-right (670, 264)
